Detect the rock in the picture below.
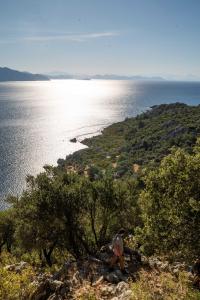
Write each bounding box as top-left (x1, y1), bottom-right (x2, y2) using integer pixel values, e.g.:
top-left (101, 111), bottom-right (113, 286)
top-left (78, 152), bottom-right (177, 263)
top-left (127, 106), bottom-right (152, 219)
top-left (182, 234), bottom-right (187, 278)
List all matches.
top-left (104, 270), bottom-right (127, 284)
top-left (70, 138), bottom-right (77, 143)
top-left (172, 268), bottom-right (179, 276)
top-left (47, 294), bottom-right (63, 300)
top-left (92, 275), bottom-right (104, 286)
top-left (4, 261), bottom-right (28, 273)
top-left (29, 278), bottom-right (70, 300)
top-left (71, 271), bottom-right (82, 286)
top-left (100, 285), bottom-right (116, 297)
top-left (170, 262), bottom-right (187, 276)
top-left (156, 261), bottom-right (164, 268)
top-left (4, 264), bottom-right (16, 271)
top-left (53, 260), bottom-right (76, 280)
top-left (104, 272), bottom-right (118, 284)
top-left (111, 289), bottom-right (133, 300)
top-left (127, 260), bottom-right (140, 275)
top-left (141, 256), bottom-right (149, 266)
top-left (29, 281), bottom-right (50, 300)
top-left (124, 247), bottom-right (141, 263)
top-left (173, 262), bottom-right (186, 271)
top-left (49, 280), bottom-right (64, 291)
top-left (119, 289), bottom-right (133, 300)
top-left (60, 285), bottom-right (70, 296)
top-left (148, 257), bottom-right (171, 272)
top-left (98, 251), bottom-right (113, 264)
top-left (159, 262), bottom-right (169, 272)
top-left (115, 281), bottom-right (129, 294)
top-left (15, 261), bottom-right (29, 273)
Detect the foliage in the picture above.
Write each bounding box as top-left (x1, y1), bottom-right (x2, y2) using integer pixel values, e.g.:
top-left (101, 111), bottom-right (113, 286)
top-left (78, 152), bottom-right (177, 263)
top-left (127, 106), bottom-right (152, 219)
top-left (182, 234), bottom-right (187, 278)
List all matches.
top-left (59, 103), bottom-right (200, 177)
top-left (138, 141), bottom-right (200, 260)
top-left (0, 209), bottom-right (15, 253)
top-left (1, 103), bottom-right (200, 295)
top-left (6, 166), bottom-right (141, 265)
top-left (0, 253), bottom-right (35, 300)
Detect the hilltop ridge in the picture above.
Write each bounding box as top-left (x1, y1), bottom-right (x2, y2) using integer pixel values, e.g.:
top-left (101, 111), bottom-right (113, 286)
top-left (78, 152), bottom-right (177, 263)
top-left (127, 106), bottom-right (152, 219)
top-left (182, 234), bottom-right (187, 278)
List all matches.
top-left (0, 67), bottom-right (49, 82)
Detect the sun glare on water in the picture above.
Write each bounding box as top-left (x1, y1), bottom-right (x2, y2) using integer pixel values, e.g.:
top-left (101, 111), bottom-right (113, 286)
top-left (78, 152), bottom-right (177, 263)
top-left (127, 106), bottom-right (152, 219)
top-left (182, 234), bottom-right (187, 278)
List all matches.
top-left (45, 79), bottom-right (126, 121)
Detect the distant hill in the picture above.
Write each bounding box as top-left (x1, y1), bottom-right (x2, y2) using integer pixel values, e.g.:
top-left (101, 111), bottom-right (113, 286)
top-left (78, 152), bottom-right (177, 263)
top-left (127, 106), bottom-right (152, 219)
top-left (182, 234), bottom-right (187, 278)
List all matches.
top-left (0, 67), bottom-right (49, 82)
top-left (46, 72), bottom-right (164, 81)
top-left (91, 74), bottom-right (165, 80)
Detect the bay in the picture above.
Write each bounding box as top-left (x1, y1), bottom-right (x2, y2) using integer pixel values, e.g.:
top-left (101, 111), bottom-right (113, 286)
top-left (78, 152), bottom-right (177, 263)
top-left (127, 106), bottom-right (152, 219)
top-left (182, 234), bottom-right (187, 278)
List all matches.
top-left (0, 79), bottom-right (200, 206)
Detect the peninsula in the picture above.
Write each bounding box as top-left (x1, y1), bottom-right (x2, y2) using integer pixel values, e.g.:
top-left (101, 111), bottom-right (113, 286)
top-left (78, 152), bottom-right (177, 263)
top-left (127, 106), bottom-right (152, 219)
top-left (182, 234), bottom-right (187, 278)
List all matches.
top-left (0, 67), bottom-right (49, 82)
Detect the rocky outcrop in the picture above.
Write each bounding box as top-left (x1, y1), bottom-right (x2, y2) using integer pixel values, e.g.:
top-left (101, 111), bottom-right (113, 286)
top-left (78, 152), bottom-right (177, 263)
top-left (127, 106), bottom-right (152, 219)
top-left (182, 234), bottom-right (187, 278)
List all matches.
top-left (4, 261), bottom-right (28, 273)
top-left (28, 249), bottom-right (141, 299)
top-left (29, 276), bottom-right (70, 300)
top-left (70, 138), bottom-right (77, 143)
top-left (4, 254), bottom-right (194, 299)
top-left (99, 281), bottom-right (133, 300)
top-left (147, 256), bottom-right (189, 274)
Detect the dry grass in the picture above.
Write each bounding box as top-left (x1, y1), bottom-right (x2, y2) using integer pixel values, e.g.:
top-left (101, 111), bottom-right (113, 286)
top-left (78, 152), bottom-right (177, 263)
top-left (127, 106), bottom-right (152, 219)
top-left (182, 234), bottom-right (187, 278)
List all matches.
top-left (0, 253), bottom-right (36, 300)
top-left (131, 269), bottom-right (200, 300)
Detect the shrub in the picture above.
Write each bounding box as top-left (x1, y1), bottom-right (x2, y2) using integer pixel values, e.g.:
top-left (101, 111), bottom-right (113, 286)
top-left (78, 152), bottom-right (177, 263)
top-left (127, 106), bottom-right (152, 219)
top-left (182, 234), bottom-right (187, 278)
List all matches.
top-left (138, 140), bottom-right (200, 260)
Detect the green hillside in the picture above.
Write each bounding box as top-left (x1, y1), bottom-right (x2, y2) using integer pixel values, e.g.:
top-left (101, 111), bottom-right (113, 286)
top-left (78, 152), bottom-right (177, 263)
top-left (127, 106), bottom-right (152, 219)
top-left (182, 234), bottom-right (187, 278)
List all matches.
top-left (1, 103), bottom-right (200, 299)
top-left (58, 103), bottom-right (200, 177)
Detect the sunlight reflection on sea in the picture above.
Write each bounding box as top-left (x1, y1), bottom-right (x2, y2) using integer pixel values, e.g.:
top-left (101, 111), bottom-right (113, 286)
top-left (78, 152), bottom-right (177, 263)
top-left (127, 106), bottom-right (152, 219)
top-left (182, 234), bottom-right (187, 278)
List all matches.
top-left (0, 79), bottom-right (200, 203)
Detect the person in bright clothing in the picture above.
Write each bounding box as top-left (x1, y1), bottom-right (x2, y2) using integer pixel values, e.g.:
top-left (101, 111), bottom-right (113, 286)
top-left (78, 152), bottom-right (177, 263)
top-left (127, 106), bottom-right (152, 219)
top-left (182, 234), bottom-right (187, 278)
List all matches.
top-left (110, 228), bottom-right (127, 274)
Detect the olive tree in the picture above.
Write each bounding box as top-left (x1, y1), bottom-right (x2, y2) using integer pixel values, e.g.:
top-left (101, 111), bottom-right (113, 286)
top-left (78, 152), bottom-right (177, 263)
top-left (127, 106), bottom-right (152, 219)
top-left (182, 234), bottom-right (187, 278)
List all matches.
top-left (139, 141), bottom-right (200, 260)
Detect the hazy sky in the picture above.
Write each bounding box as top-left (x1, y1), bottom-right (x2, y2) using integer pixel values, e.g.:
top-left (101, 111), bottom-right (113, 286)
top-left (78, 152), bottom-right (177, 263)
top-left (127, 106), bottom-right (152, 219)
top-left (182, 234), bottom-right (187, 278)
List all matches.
top-left (0, 0), bottom-right (200, 79)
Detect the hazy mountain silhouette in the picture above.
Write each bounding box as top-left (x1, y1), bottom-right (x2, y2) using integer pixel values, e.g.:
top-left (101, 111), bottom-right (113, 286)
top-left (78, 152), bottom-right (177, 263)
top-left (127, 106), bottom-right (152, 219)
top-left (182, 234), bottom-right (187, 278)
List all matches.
top-left (0, 67), bottom-right (49, 82)
top-left (91, 74), bottom-right (165, 80)
top-left (47, 72), bottom-right (164, 81)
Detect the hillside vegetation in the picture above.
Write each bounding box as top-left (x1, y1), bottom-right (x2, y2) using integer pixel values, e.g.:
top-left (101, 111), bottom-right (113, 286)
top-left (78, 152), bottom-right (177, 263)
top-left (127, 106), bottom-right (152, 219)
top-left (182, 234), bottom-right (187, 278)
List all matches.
top-left (0, 103), bottom-right (200, 299)
top-left (58, 103), bottom-right (200, 177)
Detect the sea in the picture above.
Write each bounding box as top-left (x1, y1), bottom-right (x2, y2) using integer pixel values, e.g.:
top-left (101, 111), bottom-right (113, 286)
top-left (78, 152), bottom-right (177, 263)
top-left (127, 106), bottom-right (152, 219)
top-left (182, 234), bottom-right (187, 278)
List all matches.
top-left (1, 79), bottom-right (200, 207)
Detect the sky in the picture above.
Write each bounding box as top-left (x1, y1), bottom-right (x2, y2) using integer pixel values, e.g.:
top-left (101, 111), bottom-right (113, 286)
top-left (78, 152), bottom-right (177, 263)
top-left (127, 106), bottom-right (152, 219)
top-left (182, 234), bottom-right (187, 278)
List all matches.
top-left (0, 0), bottom-right (200, 79)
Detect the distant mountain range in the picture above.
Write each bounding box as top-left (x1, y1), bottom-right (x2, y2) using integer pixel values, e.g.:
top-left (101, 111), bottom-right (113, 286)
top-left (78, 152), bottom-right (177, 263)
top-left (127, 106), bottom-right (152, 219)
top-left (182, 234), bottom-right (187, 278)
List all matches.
top-left (0, 67), bottom-right (165, 82)
top-left (0, 67), bottom-right (49, 82)
top-left (92, 74), bottom-right (164, 80)
top-left (47, 72), bottom-right (165, 81)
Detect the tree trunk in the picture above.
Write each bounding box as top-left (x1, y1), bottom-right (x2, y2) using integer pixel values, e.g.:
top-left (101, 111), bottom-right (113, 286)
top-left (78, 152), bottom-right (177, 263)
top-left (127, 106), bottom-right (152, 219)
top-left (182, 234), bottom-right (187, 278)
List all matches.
top-left (42, 241), bottom-right (57, 267)
top-left (0, 241), bottom-right (5, 254)
top-left (99, 223), bottom-right (108, 247)
top-left (78, 233), bottom-right (93, 255)
top-left (43, 249), bottom-right (52, 267)
top-left (90, 208), bottom-right (98, 246)
top-left (6, 242), bottom-right (11, 253)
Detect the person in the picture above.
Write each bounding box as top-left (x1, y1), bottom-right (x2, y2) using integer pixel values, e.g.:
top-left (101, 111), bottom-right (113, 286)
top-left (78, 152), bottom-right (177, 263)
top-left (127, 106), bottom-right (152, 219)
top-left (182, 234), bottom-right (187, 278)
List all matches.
top-left (110, 228), bottom-right (127, 274)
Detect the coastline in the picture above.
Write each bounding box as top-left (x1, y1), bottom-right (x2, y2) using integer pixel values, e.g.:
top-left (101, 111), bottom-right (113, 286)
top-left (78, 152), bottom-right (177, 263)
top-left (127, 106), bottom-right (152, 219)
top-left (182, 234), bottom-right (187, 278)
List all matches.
top-left (1, 80), bottom-right (200, 202)
top-left (1, 102), bottom-right (200, 206)
top-left (59, 103), bottom-right (200, 178)
top-left (0, 122), bottom-right (111, 208)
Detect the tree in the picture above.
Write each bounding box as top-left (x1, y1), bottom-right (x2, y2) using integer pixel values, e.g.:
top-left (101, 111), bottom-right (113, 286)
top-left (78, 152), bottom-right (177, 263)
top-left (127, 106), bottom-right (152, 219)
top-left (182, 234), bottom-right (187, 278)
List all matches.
top-left (0, 209), bottom-right (15, 253)
top-left (10, 165), bottom-right (141, 265)
top-left (12, 167), bottom-right (96, 263)
top-left (83, 176), bottom-right (141, 248)
top-left (139, 140), bottom-right (200, 260)
top-left (12, 167), bottom-right (66, 266)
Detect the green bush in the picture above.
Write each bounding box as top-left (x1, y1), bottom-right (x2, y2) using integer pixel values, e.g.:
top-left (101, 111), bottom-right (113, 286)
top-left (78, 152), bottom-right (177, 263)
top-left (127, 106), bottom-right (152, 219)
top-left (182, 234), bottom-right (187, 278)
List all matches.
top-left (138, 140), bottom-right (200, 260)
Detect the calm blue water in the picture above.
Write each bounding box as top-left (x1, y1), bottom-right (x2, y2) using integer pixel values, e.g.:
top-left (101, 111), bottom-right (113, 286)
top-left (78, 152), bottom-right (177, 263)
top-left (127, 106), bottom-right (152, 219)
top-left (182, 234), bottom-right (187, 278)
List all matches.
top-left (0, 79), bottom-right (200, 206)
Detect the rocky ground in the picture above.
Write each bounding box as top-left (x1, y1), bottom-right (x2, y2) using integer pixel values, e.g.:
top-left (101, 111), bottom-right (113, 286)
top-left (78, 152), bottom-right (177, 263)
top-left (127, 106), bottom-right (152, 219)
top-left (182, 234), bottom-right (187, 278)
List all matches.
top-left (28, 252), bottom-right (139, 300)
top-left (3, 250), bottom-right (197, 300)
